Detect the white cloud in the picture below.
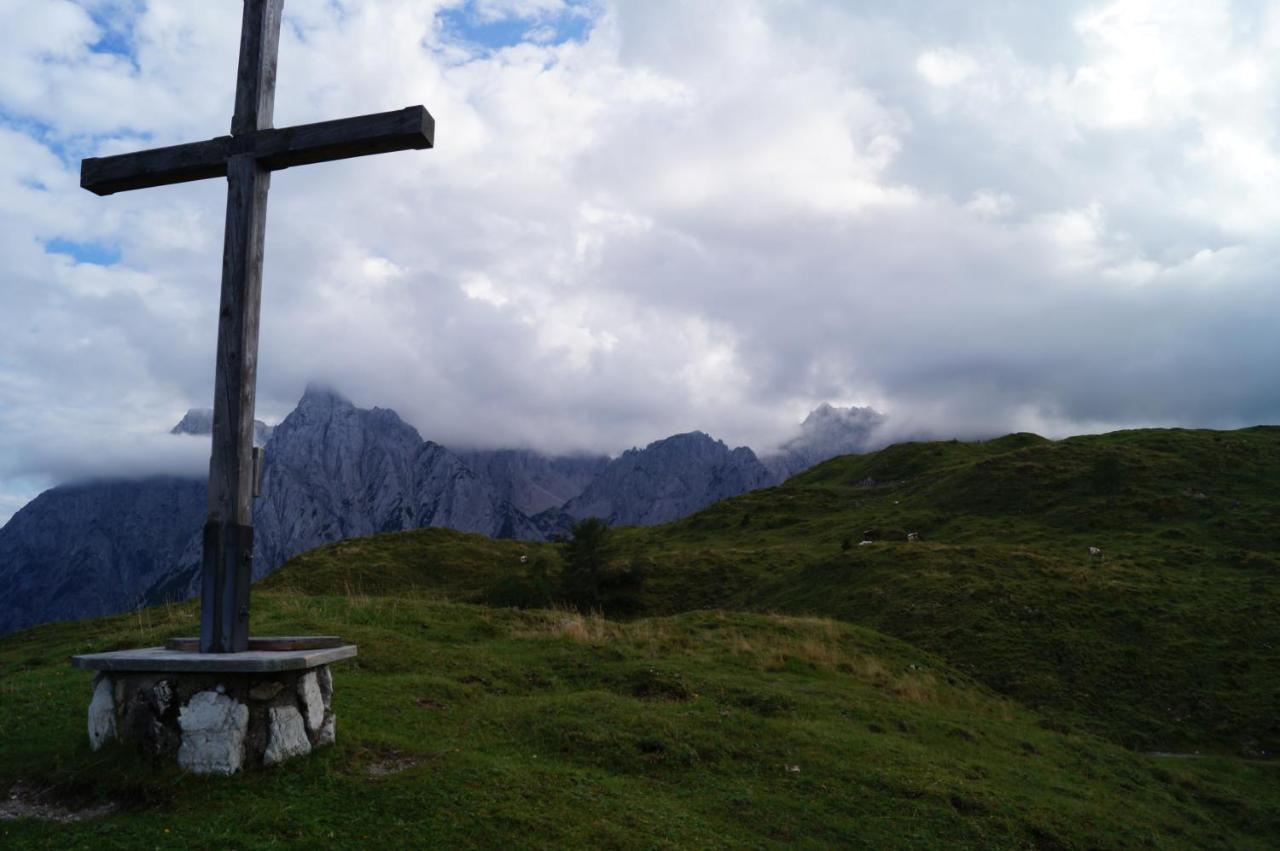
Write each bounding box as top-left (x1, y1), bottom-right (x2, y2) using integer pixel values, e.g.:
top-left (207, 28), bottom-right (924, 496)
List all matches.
top-left (965, 190), bottom-right (1015, 218)
top-left (916, 48), bottom-right (978, 88)
top-left (2, 0), bottom-right (1280, 522)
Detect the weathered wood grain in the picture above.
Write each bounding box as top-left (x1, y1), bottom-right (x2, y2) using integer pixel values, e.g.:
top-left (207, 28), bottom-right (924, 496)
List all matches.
top-left (165, 636), bottom-right (344, 652)
top-left (81, 107), bottom-right (434, 195)
top-left (200, 154), bottom-right (271, 653)
top-left (207, 155), bottom-right (269, 529)
top-left (255, 106), bottom-right (435, 170)
top-left (232, 0), bottom-right (283, 135)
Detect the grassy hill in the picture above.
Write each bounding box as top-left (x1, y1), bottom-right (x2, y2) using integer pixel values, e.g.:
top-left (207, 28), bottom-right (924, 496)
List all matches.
top-left (269, 427), bottom-right (1280, 757)
top-left (2, 426), bottom-right (1278, 847)
top-left (1, 595), bottom-right (1277, 848)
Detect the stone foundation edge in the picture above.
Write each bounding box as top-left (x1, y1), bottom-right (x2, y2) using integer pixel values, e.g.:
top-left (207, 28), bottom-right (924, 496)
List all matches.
top-left (87, 665), bottom-right (338, 775)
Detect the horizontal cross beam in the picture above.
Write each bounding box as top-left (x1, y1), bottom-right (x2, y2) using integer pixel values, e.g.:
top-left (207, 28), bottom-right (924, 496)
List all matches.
top-left (81, 106), bottom-right (434, 196)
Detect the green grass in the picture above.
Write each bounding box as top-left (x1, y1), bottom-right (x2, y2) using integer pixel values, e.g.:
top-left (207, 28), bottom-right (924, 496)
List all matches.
top-left (272, 427), bottom-right (1280, 757)
top-left (1, 595), bottom-right (1277, 849)
top-left (2, 425), bottom-right (1278, 847)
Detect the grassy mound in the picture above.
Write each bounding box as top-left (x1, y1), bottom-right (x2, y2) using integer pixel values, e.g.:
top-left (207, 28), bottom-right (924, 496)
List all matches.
top-left (4, 425), bottom-right (1277, 846)
top-left (270, 427), bottom-right (1280, 755)
top-left (1, 594), bottom-right (1276, 848)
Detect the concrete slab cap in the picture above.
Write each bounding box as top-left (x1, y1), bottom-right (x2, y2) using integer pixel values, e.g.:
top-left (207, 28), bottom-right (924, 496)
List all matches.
top-left (71, 645), bottom-right (358, 673)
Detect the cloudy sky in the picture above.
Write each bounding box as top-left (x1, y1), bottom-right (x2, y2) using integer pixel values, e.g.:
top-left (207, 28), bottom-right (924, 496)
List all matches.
top-left (2, 0), bottom-right (1279, 523)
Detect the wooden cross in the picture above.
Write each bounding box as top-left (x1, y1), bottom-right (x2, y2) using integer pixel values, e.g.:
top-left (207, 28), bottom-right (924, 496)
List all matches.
top-left (80, 0), bottom-right (433, 653)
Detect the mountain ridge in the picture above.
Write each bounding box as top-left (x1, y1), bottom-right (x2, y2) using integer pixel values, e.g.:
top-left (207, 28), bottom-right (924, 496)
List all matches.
top-left (0, 388), bottom-right (879, 635)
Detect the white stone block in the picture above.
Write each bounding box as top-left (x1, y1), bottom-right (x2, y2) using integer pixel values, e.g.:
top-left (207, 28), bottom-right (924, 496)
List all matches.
top-left (298, 671), bottom-right (325, 733)
top-left (264, 705), bottom-right (312, 765)
top-left (314, 712), bottom-right (336, 747)
top-left (317, 665), bottom-right (333, 702)
top-left (87, 676), bottom-right (116, 751)
top-left (177, 691), bottom-right (249, 775)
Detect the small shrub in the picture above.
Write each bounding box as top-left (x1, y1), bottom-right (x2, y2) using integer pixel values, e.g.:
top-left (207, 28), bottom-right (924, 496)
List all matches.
top-left (486, 556), bottom-right (558, 609)
top-left (1089, 454), bottom-right (1125, 494)
top-left (559, 518), bottom-right (614, 609)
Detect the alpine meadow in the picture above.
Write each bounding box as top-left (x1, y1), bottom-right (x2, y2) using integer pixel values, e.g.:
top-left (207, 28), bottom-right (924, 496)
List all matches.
top-left (2, 1), bottom-right (1279, 848)
top-left (2, 427), bottom-right (1278, 847)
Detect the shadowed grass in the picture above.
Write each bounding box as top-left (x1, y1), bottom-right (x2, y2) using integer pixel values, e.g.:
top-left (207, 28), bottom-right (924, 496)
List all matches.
top-left (269, 427), bottom-right (1280, 756)
top-left (1, 594), bottom-right (1278, 849)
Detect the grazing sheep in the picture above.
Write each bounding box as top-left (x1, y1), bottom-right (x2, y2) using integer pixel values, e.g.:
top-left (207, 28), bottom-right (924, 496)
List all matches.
top-left (907, 532), bottom-right (920, 542)
top-left (519, 554), bottom-right (529, 564)
top-left (1088, 546), bottom-right (1102, 558)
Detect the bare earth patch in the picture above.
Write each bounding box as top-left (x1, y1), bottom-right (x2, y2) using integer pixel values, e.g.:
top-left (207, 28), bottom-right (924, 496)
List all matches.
top-left (1, 783), bottom-right (115, 823)
top-left (364, 757), bottom-right (420, 777)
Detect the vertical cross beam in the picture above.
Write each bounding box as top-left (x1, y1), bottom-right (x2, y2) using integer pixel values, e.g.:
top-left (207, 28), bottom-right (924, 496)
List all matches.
top-left (200, 0), bottom-right (283, 653)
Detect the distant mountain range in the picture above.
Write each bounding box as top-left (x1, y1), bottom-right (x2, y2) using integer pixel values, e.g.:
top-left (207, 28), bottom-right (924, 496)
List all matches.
top-left (0, 386), bottom-right (883, 635)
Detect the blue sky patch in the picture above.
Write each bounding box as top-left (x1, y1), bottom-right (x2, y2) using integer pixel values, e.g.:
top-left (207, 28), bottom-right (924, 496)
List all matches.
top-left (439, 1), bottom-right (596, 53)
top-left (87, 3), bottom-right (141, 66)
top-left (2, 111), bottom-right (83, 169)
top-left (44, 238), bottom-right (121, 267)
top-left (1, 107), bottom-right (151, 174)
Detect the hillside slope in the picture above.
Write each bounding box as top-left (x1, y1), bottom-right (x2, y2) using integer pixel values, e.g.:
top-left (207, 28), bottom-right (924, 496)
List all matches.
top-left (270, 427), bottom-right (1280, 756)
top-left (1, 595), bottom-right (1276, 848)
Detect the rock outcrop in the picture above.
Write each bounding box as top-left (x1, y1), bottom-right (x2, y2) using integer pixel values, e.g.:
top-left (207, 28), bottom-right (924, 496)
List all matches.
top-left (561, 432), bottom-right (773, 526)
top-left (247, 386), bottom-right (540, 581)
top-left (457, 449), bottom-right (609, 517)
top-left (0, 477), bottom-right (206, 635)
top-left (171, 408), bottom-right (274, 445)
top-left (763, 403), bottom-right (885, 482)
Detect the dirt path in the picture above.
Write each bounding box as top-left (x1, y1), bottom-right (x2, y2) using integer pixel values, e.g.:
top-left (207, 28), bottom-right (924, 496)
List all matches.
top-left (1, 782), bottom-right (116, 823)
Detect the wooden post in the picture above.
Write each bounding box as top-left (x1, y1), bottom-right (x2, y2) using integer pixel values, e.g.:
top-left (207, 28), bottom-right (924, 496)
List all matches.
top-left (200, 0), bottom-right (283, 654)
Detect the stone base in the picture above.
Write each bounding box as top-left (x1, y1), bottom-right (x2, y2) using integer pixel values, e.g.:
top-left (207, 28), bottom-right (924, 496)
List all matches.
top-left (72, 641), bottom-right (356, 775)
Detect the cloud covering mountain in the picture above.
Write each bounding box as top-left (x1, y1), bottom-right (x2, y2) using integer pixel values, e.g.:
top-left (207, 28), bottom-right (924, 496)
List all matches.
top-left (3, 0), bottom-right (1280, 518)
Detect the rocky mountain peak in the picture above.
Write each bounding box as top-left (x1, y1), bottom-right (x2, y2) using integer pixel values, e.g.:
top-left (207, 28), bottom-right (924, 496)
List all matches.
top-left (561, 430), bottom-right (770, 526)
top-left (296, 382), bottom-right (354, 411)
top-left (764, 402), bottom-right (886, 482)
top-left (170, 408), bottom-right (214, 436)
top-left (170, 408), bottom-right (274, 446)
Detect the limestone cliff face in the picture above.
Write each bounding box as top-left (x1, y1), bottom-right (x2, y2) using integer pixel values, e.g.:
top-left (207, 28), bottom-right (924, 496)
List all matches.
top-left (561, 432), bottom-right (773, 527)
top-left (0, 477), bottom-right (206, 635)
top-left (456, 449), bottom-right (609, 517)
top-left (250, 388), bottom-right (431, 575)
top-left (220, 386), bottom-right (541, 585)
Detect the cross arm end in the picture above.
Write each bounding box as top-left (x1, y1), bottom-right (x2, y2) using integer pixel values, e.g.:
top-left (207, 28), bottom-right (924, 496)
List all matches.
top-left (80, 138), bottom-right (232, 196)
